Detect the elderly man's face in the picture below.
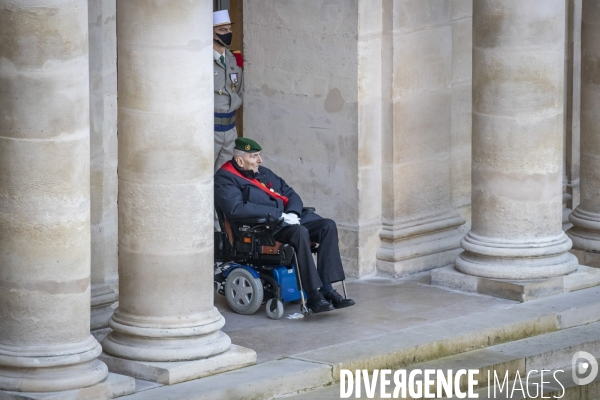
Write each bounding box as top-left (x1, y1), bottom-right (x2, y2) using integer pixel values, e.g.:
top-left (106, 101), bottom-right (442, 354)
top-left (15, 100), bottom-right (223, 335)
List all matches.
top-left (236, 152), bottom-right (262, 173)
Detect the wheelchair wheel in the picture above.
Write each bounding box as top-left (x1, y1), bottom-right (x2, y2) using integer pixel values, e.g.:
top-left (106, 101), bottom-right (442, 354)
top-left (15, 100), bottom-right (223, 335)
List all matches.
top-left (225, 268), bottom-right (264, 315)
top-left (265, 299), bottom-right (284, 320)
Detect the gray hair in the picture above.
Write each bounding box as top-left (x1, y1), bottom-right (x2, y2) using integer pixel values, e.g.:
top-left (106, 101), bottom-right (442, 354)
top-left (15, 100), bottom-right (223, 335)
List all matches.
top-left (232, 149), bottom-right (246, 158)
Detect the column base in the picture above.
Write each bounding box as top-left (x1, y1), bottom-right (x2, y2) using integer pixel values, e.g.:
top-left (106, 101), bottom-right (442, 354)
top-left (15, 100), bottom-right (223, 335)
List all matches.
top-left (455, 232), bottom-right (579, 279)
top-left (91, 328), bottom-right (112, 344)
top-left (0, 373), bottom-right (134, 400)
top-left (567, 207), bottom-right (600, 267)
top-left (377, 246), bottom-right (463, 277)
top-left (91, 284), bottom-right (118, 342)
top-left (567, 210), bottom-right (600, 263)
top-left (102, 307), bottom-right (231, 362)
top-left (99, 344), bottom-right (256, 385)
top-left (376, 211), bottom-right (465, 276)
top-left (570, 248), bottom-right (600, 268)
top-left (568, 208), bottom-right (600, 251)
top-left (0, 336), bottom-right (107, 393)
top-left (431, 264), bottom-right (600, 302)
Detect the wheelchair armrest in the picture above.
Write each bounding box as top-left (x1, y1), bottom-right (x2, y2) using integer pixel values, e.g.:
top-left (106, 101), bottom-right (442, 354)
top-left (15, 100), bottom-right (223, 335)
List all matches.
top-left (302, 207), bottom-right (315, 212)
top-left (228, 217), bottom-right (267, 225)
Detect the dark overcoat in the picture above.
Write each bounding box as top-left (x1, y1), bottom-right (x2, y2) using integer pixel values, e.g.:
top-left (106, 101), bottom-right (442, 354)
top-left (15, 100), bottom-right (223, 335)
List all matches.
top-left (214, 161), bottom-right (321, 234)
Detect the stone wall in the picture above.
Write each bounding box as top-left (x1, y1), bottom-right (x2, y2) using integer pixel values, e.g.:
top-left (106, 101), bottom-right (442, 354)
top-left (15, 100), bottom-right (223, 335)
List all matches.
top-left (376, 0), bottom-right (465, 276)
top-left (88, 0), bottom-right (118, 338)
top-left (451, 0), bottom-right (472, 228)
top-left (244, 0), bottom-right (472, 276)
top-left (355, 0), bottom-right (387, 276)
top-left (243, 0), bottom-right (367, 275)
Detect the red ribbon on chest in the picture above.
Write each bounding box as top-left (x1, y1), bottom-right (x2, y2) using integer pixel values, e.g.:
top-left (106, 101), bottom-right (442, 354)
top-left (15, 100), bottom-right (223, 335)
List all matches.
top-left (221, 161), bottom-right (289, 206)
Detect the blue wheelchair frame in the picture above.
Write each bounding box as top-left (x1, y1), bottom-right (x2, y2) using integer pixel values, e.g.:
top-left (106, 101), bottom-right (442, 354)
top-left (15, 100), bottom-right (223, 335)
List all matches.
top-left (221, 263), bottom-right (303, 304)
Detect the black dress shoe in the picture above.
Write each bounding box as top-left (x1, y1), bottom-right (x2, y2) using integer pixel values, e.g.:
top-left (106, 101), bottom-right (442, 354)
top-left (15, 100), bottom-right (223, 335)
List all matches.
top-left (322, 289), bottom-right (355, 309)
top-left (306, 290), bottom-right (335, 313)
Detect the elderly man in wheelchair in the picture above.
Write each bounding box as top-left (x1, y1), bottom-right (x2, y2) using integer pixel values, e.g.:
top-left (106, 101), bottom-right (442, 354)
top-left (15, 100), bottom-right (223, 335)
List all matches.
top-left (214, 137), bottom-right (355, 318)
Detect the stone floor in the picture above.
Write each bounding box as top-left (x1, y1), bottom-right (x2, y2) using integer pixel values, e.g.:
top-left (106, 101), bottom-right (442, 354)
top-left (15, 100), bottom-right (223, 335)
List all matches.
top-left (217, 273), bottom-right (515, 364)
top-left (119, 273), bottom-right (600, 399)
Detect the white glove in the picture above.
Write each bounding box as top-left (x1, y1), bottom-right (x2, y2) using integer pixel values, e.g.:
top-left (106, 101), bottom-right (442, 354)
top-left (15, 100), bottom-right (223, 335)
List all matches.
top-left (282, 212), bottom-right (301, 225)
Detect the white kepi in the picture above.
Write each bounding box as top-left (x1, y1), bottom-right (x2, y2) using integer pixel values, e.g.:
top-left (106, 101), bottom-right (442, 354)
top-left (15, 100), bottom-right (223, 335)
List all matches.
top-left (213, 10), bottom-right (233, 27)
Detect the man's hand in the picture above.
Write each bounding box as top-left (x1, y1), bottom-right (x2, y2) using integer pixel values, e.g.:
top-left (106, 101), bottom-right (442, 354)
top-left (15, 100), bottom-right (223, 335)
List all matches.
top-left (282, 213), bottom-right (301, 225)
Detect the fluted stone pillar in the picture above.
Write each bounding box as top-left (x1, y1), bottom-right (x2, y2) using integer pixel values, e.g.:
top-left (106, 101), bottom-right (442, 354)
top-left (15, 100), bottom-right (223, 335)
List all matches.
top-left (563, 0), bottom-right (583, 233)
top-left (100, 0), bottom-right (255, 384)
top-left (376, 0), bottom-right (466, 276)
top-left (455, 0), bottom-right (579, 280)
top-left (0, 0), bottom-right (109, 393)
top-left (567, 0), bottom-right (600, 268)
top-left (88, 0), bottom-right (119, 342)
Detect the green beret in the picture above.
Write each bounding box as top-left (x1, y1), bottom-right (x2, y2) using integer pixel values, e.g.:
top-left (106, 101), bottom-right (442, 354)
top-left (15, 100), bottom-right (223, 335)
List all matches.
top-left (235, 137), bottom-right (262, 153)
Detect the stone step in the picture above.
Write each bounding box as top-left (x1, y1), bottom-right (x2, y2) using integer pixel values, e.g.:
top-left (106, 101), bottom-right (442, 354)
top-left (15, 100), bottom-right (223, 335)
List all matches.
top-left (288, 365), bottom-right (600, 400)
top-left (119, 287), bottom-right (600, 400)
top-left (405, 321), bottom-right (600, 396)
top-left (289, 287), bottom-right (600, 380)
top-left (288, 323), bottom-right (600, 399)
top-left (0, 373), bottom-right (135, 400)
top-left (118, 358), bottom-right (332, 400)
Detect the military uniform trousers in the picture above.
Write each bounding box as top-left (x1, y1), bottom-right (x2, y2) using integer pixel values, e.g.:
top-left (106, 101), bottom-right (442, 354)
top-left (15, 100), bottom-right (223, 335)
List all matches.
top-left (214, 126), bottom-right (237, 171)
top-left (213, 126), bottom-right (237, 231)
top-left (273, 218), bottom-right (346, 292)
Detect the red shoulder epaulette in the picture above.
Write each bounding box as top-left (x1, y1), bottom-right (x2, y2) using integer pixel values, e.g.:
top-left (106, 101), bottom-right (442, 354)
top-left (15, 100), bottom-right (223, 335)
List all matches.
top-left (231, 50), bottom-right (244, 68)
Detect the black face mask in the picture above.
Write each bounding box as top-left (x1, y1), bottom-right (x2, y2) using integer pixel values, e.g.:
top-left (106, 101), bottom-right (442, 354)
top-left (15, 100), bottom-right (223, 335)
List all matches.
top-left (215, 32), bottom-right (232, 47)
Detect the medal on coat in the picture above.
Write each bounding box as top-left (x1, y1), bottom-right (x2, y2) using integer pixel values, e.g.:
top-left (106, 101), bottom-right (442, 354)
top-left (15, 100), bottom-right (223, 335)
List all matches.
top-left (230, 73), bottom-right (238, 92)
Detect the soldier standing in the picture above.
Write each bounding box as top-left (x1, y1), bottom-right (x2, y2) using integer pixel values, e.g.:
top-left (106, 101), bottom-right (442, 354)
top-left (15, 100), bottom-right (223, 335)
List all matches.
top-left (213, 9), bottom-right (244, 171)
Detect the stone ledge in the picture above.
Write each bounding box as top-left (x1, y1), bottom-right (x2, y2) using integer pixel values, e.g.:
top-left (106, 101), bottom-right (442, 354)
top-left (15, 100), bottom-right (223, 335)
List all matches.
top-left (255, 324), bottom-right (600, 400)
top-left (99, 344), bottom-right (256, 385)
top-left (119, 358), bottom-right (331, 400)
top-left (290, 313), bottom-right (559, 380)
top-left (288, 286), bottom-right (600, 381)
top-left (0, 373), bottom-right (135, 400)
top-left (405, 322), bottom-right (600, 392)
top-left (377, 228), bottom-right (464, 277)
top-left (570, 248), bottom-right (600, 268)
top-left (431, 265), bottom-right (600, 302)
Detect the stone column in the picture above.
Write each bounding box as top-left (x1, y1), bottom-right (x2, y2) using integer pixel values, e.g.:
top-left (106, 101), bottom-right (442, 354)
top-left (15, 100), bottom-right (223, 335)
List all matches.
top-left (563, 0), bottom-right (583, 232)
top-left (88, 0), bottom-right (119, 342)
top-left (451, 0), bottom-right (474, 217)
top-left (456, 0), bottom-right (578, 279)
top-left (0, 0), bottom-right (108, 393)
top-left (100, 0), bottom-right (255, 384)
top-left (568, 0), bottom-right (600, 267)
top-left (376, 0), bottom-right (466, 276)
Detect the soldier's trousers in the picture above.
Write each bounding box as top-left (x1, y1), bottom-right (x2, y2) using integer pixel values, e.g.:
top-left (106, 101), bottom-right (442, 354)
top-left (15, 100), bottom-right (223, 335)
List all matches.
top-left (214, 127), bottom-right (237, 231)
top-left (214, 127), bottom-right (237, 171)
top-left (273, 218), bottom-right (346, 292)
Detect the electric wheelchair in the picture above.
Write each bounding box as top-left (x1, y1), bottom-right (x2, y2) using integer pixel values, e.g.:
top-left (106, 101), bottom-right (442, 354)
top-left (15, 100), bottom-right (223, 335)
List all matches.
top-left (214, 206), bottom-right (348, 319)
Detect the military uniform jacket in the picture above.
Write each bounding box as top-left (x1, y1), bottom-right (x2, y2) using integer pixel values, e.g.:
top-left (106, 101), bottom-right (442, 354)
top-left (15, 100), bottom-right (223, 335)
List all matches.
top-left (214, 49), bottom-right (244, 113)
top-left (214, 162), bottom-right (321, 233)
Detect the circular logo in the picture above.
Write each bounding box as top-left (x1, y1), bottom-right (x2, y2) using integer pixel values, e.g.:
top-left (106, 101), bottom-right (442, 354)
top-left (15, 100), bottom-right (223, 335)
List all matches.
top-left (573, 351), bottom-right (599, 386)
top-left (245, 144), bottom-right (250, 151)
